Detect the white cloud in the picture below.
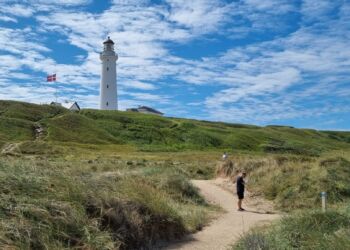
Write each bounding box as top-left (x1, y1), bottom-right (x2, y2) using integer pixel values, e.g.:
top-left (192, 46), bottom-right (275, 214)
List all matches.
top-left (243, 0), bottom-right (296, 13)
top-left (205, 68), bottom-right (301, 108)
top-left (166, 0), bottom-right (232, 33)
top-left (0, 15), bottom-right (17, 22)
top-left (41, 0), bottom-right (91, 4)
top-left (0, 27), bottom-right (50, 55)
top-left (0, 0), bottom-right (349, 127)
top-left (126, 92), bottom-right (169, 103)
top-left (301, 0), bottom-right (341, 23)
top-left (0, 4), bottom-right (34, 17)
top-left (31, 0), bottom-right (92, 7)
top-left (0, 84), bottom-right (57, 104)
top-left (120, 81), bottom-right (156, 90)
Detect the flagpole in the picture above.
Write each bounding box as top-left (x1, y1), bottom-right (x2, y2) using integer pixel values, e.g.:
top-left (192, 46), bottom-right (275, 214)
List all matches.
top-left (55, 72), bottom-right (58, 103)
top-left (47, 73), bottom-right (58, 103)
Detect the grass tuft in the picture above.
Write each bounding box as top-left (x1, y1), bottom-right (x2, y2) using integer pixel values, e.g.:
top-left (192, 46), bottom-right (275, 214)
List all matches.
top-left (233, 209), bottom-right (350, 250)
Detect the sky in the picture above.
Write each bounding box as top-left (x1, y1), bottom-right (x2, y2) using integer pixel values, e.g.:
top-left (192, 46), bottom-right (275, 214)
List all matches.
top-left (0, 0), bottom-right (349, 130)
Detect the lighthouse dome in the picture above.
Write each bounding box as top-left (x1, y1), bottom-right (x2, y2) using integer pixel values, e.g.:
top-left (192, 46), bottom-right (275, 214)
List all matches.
top-left (103, 37), bottom-right (114, 44)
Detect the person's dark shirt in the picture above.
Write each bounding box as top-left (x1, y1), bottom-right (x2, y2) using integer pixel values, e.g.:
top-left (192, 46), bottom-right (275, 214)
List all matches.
top-left (236, 176), bottom-right (245, 193)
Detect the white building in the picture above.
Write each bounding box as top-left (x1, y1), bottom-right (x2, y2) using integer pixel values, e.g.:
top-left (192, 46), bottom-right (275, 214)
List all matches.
top-left (50, 101), bottom-right (80, 111)
top-left (100, 37), bottom-right (118, 110)
top-left (126, 106), bottom-right (164, 116)
top-left (61, 101), bottom-right (80, 111)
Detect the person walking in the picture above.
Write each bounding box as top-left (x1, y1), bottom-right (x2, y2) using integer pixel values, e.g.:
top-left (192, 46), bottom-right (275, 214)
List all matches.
top-left (222, 152), bottom-right (228, 161)
top-left (236, 171), bottom-right (246, 211)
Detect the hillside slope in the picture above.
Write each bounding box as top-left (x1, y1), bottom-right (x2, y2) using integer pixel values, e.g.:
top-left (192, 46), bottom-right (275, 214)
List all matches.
top-left (0, 100), bottom-right (349, 249)
top-left (0, 100), bottom-right (350, 155)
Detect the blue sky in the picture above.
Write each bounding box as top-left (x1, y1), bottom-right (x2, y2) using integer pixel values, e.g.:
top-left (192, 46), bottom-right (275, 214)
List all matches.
top-left (0, 0), bottom-right (349, 130)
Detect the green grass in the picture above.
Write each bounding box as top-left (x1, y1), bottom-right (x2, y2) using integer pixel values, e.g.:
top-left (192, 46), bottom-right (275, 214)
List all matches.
top-left (0, 100), bottom-right (66, 122)
top-left (1, 100), bottom-right (350, 154)
top-left (0, 156), bottom-right (217, 249)
top-left (0, 117), bottom-right (35, 141)
top-left (45, 113), bottom-right (121, 144)
top-left (1, 100), bottom-right (350, 249)
top-left (221, 151), bottom-right (350, 250)
top-left (217, 152), bottom-right (350, 210)
top-left (233, 208), bottom-right (350, 250)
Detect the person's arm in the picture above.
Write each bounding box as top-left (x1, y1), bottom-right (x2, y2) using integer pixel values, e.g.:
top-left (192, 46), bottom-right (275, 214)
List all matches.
top-left (243, 179), bottom-right (247, 192)
top-left (236, 177), bottom-right (242, 191)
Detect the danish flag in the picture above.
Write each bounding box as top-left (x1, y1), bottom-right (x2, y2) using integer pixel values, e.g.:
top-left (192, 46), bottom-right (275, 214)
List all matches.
top-left (47, 74), bottom-right (57, 82)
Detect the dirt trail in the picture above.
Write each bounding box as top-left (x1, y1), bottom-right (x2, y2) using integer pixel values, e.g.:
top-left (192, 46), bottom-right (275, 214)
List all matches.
top-left (164, 179), bottom-right (280, 250)
top-left (34, 123), bottom-right (45, 140)
top-left (1, 143), bottom-right (21, 156)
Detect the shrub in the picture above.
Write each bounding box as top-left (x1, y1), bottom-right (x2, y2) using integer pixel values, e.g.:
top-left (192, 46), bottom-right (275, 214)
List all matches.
top-left (233, 210), bottom-right (350, 250)
top-left (234, 231), bottom-right (270, 250)
top-left (319, 157), bottom-right (350, 202)
top-left (216, 155), bottom-right (350, 210)
top-left (0, 157), bottom-right (212, 249)
top-left (156, 173), bottom-right (206, 204)
top-left (216, 160), bottom-right (236, 178)
top-left (86, 198), bottom-right (186, 250)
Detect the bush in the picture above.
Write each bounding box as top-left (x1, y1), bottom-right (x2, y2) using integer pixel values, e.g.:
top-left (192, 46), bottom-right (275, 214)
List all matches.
top-left (234, 231), bottom-right (270, 250)
top-left (233, 210), bottom-right (350, 250)
top-left (0, 157), bottom-right (212, 249)
top-left (216, 160), bottom-right (236, 177)
top-left (215, 155), bottom-right (350, 210)
top-left (86, 198), bottom-right (186, 250)
top-left (319, 157), bottom-right (350, 201)
top-left (156, 173), bottom-right (206, 204)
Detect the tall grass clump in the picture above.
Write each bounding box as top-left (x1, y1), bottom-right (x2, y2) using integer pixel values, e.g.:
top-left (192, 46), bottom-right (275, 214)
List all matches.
top-left (151, 172), bottom-right (206, 204)
top-left (85, 170), bottom-right (198, 249)
top-left (216, 153), bottom-right (350, 210)
top-left (0, 159), bottom-right (112, 249)
top-left (0, 156), bottom-right (213, 249)
top-left (233, 209), bottom-right (350, 250)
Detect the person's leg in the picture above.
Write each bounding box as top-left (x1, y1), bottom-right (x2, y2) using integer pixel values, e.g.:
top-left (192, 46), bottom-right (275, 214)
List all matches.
top-left (237, 193), bottom-right (245, 211)
top-left (239, 198), bottom-right (245, 210)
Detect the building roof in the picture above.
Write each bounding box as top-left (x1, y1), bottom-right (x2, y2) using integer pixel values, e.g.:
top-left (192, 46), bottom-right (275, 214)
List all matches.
top-left (126, 106), bottom-right (164, 115)
top-left (126, 108), bottom-right (139, 112)
top-left (61, 101), bottom-right (80, 110)
top-left (103, 36), bottom-right (114, 44)
top-left (138, 106), bottom-right (163, 115)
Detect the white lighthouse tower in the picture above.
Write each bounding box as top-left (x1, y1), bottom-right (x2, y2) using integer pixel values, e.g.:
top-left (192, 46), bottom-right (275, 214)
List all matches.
top-left (100, 37), bottom-right (118, 110)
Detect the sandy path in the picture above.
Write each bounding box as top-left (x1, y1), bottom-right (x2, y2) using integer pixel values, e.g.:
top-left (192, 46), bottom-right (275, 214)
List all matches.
top-left (164, 179), bottom-right (280, 250)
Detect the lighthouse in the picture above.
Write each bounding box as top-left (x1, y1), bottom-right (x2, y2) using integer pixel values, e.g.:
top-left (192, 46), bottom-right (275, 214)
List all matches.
top-left (100, 37), bottom-right (118, 110)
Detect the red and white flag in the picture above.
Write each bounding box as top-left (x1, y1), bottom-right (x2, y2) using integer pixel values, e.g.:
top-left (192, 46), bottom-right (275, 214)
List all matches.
top-left (47, 74), bottom-right (57, 82)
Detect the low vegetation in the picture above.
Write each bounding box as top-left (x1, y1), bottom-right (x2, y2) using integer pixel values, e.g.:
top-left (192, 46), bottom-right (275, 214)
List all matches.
top-left (218, 153), bottom-right (350, 250)
top-left (0, 156), bottom-right (217, 249)
top-left (217, 152), bottom-right (350, 210)
top-left (0, 100), bottom-right (350, 249)
top-left (1, 100), bottom-right (350, 154)
top-left (233, 208), bottom-right (350, 250)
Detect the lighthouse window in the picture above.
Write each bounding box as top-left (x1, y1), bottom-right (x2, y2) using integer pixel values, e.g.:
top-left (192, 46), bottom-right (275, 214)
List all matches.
top-left (107, 84), bottom-right (109, 88)
top-left (107, 67), bottom-right (109, 71)
top-left (106, 102), bottom-right (109, 106)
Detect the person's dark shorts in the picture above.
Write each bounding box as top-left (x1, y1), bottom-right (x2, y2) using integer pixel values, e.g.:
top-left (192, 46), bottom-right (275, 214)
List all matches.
top-left (237, 192), bottom-right (244, 199)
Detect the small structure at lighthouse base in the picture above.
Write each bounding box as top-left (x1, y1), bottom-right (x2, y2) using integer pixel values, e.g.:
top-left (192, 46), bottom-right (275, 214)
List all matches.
top-left (126, 106), bottom-right (164, 116)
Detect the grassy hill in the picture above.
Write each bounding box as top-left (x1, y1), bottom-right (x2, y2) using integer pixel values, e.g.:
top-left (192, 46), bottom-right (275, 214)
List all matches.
top-left (0, 100), bottom-right (350, 249)
top-left (1, 100), bottom-right (350, 155)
